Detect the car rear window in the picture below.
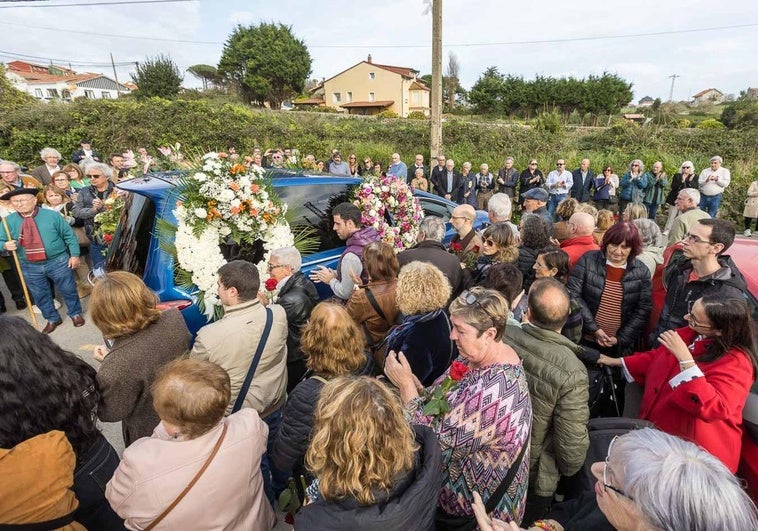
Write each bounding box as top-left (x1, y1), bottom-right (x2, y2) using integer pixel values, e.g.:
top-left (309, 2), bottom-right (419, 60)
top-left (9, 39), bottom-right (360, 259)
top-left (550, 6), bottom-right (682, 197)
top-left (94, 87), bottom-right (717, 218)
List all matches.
top-left (105, 193), bottom-right (156, 277)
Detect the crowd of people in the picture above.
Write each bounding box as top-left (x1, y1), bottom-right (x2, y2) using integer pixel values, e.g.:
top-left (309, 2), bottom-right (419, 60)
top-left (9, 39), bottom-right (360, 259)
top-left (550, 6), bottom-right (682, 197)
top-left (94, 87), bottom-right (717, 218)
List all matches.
top-left (1, 140), bottom-right (758, 531)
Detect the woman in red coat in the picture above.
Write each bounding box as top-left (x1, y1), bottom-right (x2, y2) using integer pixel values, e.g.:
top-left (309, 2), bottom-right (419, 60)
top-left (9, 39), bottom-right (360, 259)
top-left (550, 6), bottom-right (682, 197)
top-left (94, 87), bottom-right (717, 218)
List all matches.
top-left (599, 294), bottom-right (757, 472)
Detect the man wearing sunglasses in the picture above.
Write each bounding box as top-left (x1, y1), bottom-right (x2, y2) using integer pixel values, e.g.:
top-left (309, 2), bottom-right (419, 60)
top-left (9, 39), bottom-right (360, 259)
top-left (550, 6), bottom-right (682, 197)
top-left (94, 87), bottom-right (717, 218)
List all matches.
top-left (653, 218), bottom-right (749, 343)
top-left (72, 162), bottom-right (116, 272)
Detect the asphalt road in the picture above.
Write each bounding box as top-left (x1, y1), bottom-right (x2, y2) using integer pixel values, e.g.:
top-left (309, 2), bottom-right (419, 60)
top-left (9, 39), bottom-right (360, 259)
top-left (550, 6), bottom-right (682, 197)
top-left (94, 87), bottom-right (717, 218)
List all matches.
top-left (1, 283), bottom-right (293, 529)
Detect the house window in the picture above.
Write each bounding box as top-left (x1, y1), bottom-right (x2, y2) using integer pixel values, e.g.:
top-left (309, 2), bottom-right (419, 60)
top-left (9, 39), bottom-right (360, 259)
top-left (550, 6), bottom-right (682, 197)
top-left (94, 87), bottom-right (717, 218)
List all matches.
top-left (34, 88), bottom-right (43, 98)
top-left (368, 92), bottom-right (375, 102)
top-left (369, 72), bottom-right (375, 80)
top-left (412, 92), bottom-right (420, 104)
top-left (101, 91), bottom-right (112, 99)
top-left (84, 90), bottom-right (95, 99)
top-left (332, 92), bottom-right (341, 103)
top-left (61, 89), bottom-right (71, 99)
top-left (346, 91), bottom-right (352, 103)
top-left (46, 88), bottom-right (59, 98)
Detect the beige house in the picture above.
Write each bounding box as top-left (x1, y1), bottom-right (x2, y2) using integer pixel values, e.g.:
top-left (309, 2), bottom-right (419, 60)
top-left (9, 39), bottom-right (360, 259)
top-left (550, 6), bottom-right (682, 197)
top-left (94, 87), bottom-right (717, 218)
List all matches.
top-left (298, 55), bottom-right (430, 117)
top-left (691, 88), bottom-right (724, 106)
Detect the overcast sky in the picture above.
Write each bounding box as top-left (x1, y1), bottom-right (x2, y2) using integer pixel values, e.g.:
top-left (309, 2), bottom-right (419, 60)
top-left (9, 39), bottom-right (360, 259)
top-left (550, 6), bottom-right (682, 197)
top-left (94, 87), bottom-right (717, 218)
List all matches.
top-left (1, 0), bottom-right (756, 103)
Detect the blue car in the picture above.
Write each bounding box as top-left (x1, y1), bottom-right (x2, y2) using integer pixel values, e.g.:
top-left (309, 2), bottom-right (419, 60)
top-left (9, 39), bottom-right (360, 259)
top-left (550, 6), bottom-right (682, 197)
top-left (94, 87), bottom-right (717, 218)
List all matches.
top-left (108, 171), bottom-right (488, 333)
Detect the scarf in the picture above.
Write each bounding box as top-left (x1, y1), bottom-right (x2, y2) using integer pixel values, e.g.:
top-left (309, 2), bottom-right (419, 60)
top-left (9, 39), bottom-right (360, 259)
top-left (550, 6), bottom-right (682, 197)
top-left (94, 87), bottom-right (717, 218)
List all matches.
top-left (20, 207), bottom-right (47, 262)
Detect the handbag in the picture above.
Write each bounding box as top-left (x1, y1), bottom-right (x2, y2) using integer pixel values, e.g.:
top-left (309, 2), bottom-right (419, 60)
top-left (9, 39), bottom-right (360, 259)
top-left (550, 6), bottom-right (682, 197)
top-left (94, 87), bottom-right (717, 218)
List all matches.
top-left (231, 306), bottom-right (273, 413)
top-left (434, 437), bottom-right (529, 531)
top-left (144, 423), bottom-right (228, 530)
top-left (361, 287), bottom-right (393, 367)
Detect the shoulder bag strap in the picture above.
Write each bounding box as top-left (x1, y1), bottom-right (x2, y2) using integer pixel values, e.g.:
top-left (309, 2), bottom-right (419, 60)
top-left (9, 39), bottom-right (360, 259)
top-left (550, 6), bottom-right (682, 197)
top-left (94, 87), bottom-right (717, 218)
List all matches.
top-left (484, 437), bottom-right (529, 514)
top-left (231, 307), bottom-right (273, 413)
top-left (144, 423), bottom-right (228, 531)
top-left (364, 286), bottom-right (388, 323)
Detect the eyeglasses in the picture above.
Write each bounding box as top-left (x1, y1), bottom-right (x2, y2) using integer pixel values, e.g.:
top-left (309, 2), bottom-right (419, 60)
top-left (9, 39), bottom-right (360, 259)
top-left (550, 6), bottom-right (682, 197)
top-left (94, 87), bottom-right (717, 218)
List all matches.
top-left (364, 160), bottom-right (371, 164)
top-left (267, 263), bottom-right (289, 272)
top-left (631, 164), bottom-right (640, 167)
top-left (10, 197), bottom-right (36, 205)
top-left (686, 301), bottom-right (712, 329)
top-left (682, 232), bottom-right (711, 244)
top-left (483, 238), bottom-right (497, 247)
top-left (529, 162), bottom-right (538, 166)
top-left (87, 173), bottom-right (104, 178)
top-left (604, 169), bottom-right (612, 172)
top-left (603, 436), bottom-right (633, 500)
top-left (556, 163), bottom-right (565, 166)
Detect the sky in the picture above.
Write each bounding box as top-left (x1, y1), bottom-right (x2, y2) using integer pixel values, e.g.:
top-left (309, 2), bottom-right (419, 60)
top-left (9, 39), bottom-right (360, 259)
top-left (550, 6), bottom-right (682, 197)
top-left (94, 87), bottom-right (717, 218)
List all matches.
top-left (1, 0), bottom-right (756, 103)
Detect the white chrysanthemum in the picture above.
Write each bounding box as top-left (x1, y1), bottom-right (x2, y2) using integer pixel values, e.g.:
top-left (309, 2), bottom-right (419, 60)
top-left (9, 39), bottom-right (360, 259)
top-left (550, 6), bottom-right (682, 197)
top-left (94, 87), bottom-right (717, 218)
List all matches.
top-left (194, 208), bottom-right (207, 219)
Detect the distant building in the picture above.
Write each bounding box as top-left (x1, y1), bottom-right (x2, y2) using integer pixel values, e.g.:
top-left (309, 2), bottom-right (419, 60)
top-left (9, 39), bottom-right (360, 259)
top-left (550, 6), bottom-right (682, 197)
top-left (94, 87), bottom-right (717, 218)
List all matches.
top-left (638, 96), bottom-right (654, 107)
top-left (691, 88), bottom-right (724, 106)
top-left (4, 60), bottom-right (131, 101)
top-left (745, 87), bottom-right (758, 101)
top-left (295, 54), bottom-right (430, 117)
top-left (622, 113), bottom-right (646, 123)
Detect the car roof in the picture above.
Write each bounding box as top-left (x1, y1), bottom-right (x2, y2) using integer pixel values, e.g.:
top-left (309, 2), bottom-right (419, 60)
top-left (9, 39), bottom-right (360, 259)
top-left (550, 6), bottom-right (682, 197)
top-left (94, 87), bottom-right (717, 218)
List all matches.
top-left (727, 238), bottom-right (758, 297)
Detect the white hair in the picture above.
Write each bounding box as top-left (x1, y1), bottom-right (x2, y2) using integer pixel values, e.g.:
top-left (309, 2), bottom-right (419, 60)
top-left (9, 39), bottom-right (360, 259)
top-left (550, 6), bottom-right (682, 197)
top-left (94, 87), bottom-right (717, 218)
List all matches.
top-left (632, 218), bottom-right (664, 248)
top-left (40, 147), bottom-right (62, 160)
top-left (83, 162), bottom-right (113, 179)
top-left (679, 160), bottom-right (694, 173)
top-left (270, 246), bottom-right (302, 271)
top-left (612, 428), bottom-right (758, 531)
top-left (0, 160), bottom-right (21, 172)
top-left (710, 155), bottom-right (723, 164)
top-left (629, 159), bottom-right (645, 173)
top-left (487, 193), bottom-right (512, 220)
top-left (679, 188), bottom-right (700, 204)
top-left (418, 216), bottom-right (446, 242)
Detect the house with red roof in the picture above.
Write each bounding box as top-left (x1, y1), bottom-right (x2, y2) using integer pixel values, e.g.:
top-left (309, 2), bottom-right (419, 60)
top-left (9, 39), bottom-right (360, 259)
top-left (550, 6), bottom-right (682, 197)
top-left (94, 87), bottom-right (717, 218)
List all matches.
top-left (295, 54), bottom-right (430, 117)
top-left (4, 60), bottom-right (131, 101)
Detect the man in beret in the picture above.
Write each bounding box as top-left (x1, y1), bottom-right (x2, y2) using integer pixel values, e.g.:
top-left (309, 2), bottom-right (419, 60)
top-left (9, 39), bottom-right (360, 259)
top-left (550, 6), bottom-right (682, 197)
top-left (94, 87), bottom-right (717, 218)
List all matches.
top-left (0, 188), bottom-right (84, 333)
top-left (522, 187), bottom-right (553, 224)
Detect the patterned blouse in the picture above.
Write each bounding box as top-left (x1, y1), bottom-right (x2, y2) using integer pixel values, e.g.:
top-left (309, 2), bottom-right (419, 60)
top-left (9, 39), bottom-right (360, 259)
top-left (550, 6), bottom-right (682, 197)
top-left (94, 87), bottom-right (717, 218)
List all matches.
top-left (407, 359), bottom-right (532, 522)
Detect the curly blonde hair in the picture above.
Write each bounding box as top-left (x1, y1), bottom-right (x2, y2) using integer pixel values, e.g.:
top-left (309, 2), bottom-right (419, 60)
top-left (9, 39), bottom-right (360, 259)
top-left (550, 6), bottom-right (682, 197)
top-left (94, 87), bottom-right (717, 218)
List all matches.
top-left (396, 261), bottom-right (451, 315)
top-left (305, 376), bottom-right (417, 505)
top-left (90, 271), bottom-right (161, 339)
top-left (300, 303), bottom-right (366, 377)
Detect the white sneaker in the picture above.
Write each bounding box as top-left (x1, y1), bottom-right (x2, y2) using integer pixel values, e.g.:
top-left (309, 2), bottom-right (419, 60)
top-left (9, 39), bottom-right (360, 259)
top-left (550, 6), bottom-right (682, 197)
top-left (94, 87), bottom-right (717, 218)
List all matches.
top-left (32, 300), bottom-right (62, 314)
top-left (745, 229), bottom-right (752, 237)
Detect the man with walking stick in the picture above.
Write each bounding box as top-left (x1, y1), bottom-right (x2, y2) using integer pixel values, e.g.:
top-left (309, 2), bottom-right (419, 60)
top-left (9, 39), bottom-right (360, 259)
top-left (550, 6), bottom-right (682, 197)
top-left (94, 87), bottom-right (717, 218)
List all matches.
top-left (0, 187), bottom-right (84, 333)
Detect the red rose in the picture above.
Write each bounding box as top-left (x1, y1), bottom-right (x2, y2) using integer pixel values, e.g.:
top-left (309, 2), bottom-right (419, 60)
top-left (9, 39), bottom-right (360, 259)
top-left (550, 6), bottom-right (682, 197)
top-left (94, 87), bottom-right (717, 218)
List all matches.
top-left (264, 278), bottom-right (278, 292)
top-left (449, 361), bottom-right (469, 381)
top-left (471, 245), bottom-right (481, 254)
top-left (449, 242), bottom-right (463, 252)
top-left (103, 233), bottom-right (113, 244)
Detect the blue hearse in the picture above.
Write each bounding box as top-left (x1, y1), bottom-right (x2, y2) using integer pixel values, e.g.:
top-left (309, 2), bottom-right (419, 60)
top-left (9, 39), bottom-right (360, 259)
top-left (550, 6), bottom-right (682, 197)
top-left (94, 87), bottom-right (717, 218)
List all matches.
top-left (107, 171), bottom-right (488, 332)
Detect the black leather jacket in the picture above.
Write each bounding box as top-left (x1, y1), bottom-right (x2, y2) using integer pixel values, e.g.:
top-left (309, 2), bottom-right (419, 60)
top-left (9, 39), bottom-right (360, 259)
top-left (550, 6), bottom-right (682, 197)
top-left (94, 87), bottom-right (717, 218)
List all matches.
top-left (276, 271), bottom-right (319, 363)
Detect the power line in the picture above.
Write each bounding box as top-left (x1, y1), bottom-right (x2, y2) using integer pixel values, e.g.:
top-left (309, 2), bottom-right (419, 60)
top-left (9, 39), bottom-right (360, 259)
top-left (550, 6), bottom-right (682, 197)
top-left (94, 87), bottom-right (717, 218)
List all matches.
top-left (0, 0), bottom-right (195, 8)
top-left (0, 49), bottom-right (134, 66)
top-left (0, 19), bottom-right (754, 48)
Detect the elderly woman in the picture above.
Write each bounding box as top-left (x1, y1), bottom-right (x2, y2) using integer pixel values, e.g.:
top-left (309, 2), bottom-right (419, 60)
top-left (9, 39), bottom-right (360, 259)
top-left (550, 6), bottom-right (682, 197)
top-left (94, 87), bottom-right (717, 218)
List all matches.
top-left (346, 241), bottom-right (400, 366)
top-left (618, 159), bottom-right (649, 214)
top-left (0, 316), bottom-right (123, 530)
top-left (474, 428), bottom-right (758, 531)
top-left (90, 271), bottom-right (191, 447)
top-left (631, 218), bottom-right (664, 279)
top-left (553, 197), bottom-right (579, 241)
top-left (296, 376), bottom-right (442, 529)
top-left (271, 302), bottom-right (372, 483)
top-left (663, 160), bottom-right (698, 234)
top-left (264, 246), bottom-right (319, 391)
top-left (567, 222), bottom-right (651, 416)
top-left (517, 213), bottom-right (553, 292)
top-left (386, 287), bottom-right (532, 524)
top-left (106, 358), bottom-right (275, 530)
top-left (472, 222), bottom-right (519, 286)
top-left (599, 295), bottom-right (757, 473)
top-left (30, 147), bottom-right (63, 185)
top-left (386, 261), bottom-right (457, 386)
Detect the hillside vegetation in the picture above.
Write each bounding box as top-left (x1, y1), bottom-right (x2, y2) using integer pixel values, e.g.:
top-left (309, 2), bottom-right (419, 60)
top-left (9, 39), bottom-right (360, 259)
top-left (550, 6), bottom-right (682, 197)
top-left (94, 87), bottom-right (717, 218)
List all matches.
top-left (0, 97), bottom-right (755, 221)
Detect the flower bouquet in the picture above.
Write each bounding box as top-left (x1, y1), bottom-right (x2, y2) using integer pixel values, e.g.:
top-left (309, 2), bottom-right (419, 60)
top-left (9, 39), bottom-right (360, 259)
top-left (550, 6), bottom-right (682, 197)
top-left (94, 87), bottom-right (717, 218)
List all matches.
top-left (92, 195), bottom-right (125, 253)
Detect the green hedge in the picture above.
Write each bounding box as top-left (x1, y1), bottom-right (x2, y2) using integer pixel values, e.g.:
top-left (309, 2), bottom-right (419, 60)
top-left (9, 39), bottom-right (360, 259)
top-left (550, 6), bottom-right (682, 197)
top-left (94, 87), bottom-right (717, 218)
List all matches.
top-left (1, 98), bottom-right (756, 222)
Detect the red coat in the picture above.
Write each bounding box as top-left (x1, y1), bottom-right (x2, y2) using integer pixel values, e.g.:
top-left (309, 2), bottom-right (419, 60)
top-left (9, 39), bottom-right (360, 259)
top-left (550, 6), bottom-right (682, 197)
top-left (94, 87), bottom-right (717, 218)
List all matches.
top-left (560, 235), bottom-right (600, 267)
top-left (623, 327), bottom-right (755, 472)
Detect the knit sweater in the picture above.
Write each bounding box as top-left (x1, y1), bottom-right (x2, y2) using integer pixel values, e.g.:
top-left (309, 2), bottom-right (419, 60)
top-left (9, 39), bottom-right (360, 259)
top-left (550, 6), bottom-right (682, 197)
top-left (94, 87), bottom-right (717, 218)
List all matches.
top-left (0, 208), bottom-right (80, 262)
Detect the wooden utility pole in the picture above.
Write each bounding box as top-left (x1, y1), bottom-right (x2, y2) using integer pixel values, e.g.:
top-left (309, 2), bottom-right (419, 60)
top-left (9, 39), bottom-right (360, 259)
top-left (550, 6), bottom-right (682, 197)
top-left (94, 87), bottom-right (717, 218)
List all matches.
top-left (430, 0), bottom-right (443, 158)
top-left (668, 74), bottom-right (680, 102)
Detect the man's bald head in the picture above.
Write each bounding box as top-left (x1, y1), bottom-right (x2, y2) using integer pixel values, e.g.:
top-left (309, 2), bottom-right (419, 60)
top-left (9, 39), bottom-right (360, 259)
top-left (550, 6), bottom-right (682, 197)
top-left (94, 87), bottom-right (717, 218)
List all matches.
top-left (569, 212), bottom-right (595, 236)
top-left (527, 278), bottom-right (570, 332)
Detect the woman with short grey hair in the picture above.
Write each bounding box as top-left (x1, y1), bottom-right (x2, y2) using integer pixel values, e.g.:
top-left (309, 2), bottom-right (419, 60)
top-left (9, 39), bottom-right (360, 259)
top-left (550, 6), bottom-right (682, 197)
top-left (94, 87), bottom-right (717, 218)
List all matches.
top-left (631, 218), bottom-right (664, 278)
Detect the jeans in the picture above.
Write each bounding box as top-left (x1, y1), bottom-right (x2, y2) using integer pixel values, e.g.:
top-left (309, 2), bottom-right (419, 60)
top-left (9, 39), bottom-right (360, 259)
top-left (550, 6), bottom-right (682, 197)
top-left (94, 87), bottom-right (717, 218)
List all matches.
top-left (699, 194), bottom-right (722, 218)
top-left (644, 202), bottom-right (659, 220)
top-left (549, 193), bottom-right (567, 219)
top-left (90, 241), bottom-right (108, 270)
top-left (73, 434), bottom-right (125, 530)
top-left (21, 253), bottom-right (82, 322)
top-left (260, 410), bottom-right (289, 507)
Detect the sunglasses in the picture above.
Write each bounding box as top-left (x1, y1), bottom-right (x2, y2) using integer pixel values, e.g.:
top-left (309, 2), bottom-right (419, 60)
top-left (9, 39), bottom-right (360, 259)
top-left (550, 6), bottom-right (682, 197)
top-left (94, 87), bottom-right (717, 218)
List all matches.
top-left (483, 238), bottom-right (497, 247)
top-left (459, 290), bottom-right (482, 309)
top-left (87, 174), bottom-right (105, 178)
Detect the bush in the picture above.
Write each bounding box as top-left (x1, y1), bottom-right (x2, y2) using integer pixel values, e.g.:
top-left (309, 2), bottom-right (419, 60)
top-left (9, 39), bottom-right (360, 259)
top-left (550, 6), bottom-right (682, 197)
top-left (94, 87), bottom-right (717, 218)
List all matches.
top-left (407, 111), bottom-right (427, 120)
top-left (376, 110), bottom-right (399, 119)
top-left (534, 111), bottom-right (563, 134)
top-left (696, 118), bottom-right (726, 130)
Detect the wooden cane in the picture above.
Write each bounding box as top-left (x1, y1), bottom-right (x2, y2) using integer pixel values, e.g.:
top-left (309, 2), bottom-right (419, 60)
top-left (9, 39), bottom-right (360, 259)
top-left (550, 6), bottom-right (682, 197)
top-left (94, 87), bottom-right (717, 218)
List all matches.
top-left (1, 216), bottom-right (39, 328)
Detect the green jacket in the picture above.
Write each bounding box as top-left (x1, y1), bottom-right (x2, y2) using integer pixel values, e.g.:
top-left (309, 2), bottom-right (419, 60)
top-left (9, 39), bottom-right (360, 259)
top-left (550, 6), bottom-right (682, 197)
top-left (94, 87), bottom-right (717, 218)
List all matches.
top-left (0, 208), bottom-right (80, 262)
top-left (504, 323), bottom-right (589, 497)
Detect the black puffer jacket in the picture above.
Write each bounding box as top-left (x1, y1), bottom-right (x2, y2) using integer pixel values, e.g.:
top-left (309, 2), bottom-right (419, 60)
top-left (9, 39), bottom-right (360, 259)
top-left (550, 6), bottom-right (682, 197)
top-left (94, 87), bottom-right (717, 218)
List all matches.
top-left (276, 272), bottom-right (319, 364)
top-left (271, 357), bottom-right (375, 475)
top-left (294, 425), bottom-right (442, 531)
top-left (567, 250), bottom-right (652, 353)
top-left (517, 246), bottom-right (540, 292)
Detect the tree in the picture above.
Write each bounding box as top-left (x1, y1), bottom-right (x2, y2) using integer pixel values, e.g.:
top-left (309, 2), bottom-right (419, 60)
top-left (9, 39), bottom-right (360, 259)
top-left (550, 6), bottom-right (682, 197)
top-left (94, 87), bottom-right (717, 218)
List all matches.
top-left (445, 52), bottom-right (460, 111)
top-left (187, 64), bottom-right (223, 90)
top-left (130, 55), bottom-right (183, 98)
top-left (0, 64), bottom-right (35, 111)
top-left (218, 23), bottom-right (312, 108)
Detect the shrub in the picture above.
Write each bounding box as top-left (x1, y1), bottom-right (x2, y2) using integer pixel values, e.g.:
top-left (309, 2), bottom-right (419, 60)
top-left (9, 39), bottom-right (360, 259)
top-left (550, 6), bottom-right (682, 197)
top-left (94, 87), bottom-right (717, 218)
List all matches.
top-left (376, 110), bottom-right (399, 119)
top-left (696, 118), bottom-right (726, 130)
top-left (407, 111), bottom-right (427, 120)
top-left (534, 110), bottom-right (563, 134)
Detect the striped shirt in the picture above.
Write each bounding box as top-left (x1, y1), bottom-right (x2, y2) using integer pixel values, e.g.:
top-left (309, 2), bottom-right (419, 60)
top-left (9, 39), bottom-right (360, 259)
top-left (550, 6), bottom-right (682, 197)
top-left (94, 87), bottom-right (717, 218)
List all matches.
top-left (595, 264), bottom-right (625, 338)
